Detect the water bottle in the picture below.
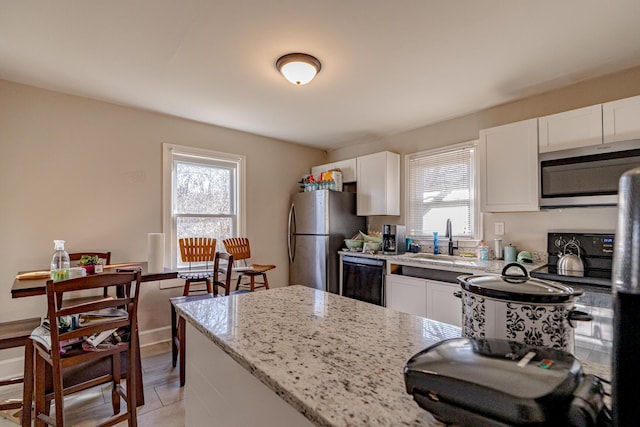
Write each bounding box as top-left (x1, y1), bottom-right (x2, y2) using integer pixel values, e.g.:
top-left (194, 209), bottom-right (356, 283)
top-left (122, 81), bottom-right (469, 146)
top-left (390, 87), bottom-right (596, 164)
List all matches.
top-left (50, 240), bottom-right (70, 282)
top-left (433, 232), bottom-right (439, 255)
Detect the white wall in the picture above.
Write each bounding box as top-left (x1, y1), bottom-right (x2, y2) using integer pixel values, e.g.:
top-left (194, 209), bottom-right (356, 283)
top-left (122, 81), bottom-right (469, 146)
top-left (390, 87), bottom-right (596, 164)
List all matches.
top-left (328, 66), bottom-right (640, 253)
top-left (0, 79), bottom-right (326, 367)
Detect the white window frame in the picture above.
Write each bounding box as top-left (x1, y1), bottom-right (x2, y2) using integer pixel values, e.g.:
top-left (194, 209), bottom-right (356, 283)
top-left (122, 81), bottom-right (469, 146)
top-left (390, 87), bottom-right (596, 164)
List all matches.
top-left (404, 141), bottom-right (481, 242)
top-left (162, 143), bottom-right (246, 270)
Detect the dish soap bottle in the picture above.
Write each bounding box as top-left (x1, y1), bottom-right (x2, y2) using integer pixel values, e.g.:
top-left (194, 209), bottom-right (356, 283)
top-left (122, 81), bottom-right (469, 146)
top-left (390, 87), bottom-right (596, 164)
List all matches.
top-left (433, 232), bottom-right (439, 255)
top-left (478, 241), bottom-right (489, 261)
top-left (50, 240), bottom-right (70, 282)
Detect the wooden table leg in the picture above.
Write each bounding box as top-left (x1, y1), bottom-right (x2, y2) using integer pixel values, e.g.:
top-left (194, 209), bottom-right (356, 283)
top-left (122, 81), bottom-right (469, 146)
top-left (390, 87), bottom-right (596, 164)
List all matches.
top-left (134, 329), bottom-right (144, 406)
top-left (21, 339), bottom-right (34, 427)
top-left (171, 302), bottom-right (178, 368)
top-left (178, 317), bottom-right (185, 387)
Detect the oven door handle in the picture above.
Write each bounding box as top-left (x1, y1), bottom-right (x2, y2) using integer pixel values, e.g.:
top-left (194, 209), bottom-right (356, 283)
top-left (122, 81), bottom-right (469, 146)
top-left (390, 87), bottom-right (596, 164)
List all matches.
top-left (568, 309), bottom-right (594, 327)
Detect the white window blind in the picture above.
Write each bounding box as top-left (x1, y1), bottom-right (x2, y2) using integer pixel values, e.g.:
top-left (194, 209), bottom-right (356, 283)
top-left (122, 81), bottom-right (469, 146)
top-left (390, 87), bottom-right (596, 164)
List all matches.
top-left (406, 144), bottom-right (476, 238)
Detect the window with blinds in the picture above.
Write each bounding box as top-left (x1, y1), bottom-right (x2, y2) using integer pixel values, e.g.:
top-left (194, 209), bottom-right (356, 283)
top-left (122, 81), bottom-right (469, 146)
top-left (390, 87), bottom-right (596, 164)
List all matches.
top-left (406, 143), bottom-right (477, 239)
top-left (163, 144), bottom-right (246, 269)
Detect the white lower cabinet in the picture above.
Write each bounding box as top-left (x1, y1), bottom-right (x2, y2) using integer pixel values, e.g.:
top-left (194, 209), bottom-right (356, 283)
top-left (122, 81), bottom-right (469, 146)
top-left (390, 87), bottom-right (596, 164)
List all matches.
top-left (385, 274), bottom-right (461, 326)
top-left (385, 274), bottom-right (427, 317)
top-left (425, 280), bottom-right (462, 327)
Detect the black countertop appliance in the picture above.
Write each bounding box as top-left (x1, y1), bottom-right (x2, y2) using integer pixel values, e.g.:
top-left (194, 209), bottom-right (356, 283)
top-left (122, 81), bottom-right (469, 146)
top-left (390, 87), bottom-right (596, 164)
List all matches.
top-left (404, 337), bottom-right (610, 427)
top-left (382, 224), bottom-right (406, 255)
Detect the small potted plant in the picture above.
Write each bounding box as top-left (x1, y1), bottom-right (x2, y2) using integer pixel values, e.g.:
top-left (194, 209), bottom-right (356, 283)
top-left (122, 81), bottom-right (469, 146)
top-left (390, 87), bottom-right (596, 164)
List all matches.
top-left (78, 255), bottom-right (104, 274)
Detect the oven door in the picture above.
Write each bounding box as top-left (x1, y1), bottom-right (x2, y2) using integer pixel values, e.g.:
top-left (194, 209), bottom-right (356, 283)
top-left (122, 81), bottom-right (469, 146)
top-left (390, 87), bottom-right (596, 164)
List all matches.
top-left (572, 284), bottom-right (613, 364)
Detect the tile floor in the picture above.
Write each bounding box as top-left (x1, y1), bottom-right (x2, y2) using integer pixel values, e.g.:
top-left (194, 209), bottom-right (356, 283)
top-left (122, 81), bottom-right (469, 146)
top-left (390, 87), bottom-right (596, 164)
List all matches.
top-left (0, 342), bottom-right (184, 426)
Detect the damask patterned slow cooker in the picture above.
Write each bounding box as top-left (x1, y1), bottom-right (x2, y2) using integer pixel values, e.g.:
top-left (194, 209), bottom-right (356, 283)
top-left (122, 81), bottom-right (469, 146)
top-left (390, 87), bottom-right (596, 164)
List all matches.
top-left (456, 263), bottom-right (592, 353)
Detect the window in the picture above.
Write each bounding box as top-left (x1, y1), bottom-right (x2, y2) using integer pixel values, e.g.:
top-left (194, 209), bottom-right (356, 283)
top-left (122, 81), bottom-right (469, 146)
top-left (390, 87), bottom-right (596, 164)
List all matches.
top-left (406, 142), bottom-right (478, 239)
top-left (163, 144), bottom-right (245, 269)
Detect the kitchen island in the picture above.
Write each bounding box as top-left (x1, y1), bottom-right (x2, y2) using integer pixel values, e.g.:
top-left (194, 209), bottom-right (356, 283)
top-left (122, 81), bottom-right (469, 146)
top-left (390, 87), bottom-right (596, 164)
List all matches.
top-left (174, 285), bottom-right (610, 427)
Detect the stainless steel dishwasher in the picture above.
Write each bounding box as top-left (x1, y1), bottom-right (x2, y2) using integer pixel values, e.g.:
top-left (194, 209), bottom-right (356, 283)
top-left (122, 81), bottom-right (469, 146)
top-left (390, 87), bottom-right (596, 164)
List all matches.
top-left (341, 255), bottom-right (385, 306)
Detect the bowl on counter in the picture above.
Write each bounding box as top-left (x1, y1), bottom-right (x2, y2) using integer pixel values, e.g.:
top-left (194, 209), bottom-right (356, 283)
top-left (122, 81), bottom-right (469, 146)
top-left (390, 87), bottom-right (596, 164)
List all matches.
top-left (359, 231), bottom-right (382, 243)
top-left (344, 239), bottom-right (364, 250)
top-left (363, 242), bottom-right (381, 252)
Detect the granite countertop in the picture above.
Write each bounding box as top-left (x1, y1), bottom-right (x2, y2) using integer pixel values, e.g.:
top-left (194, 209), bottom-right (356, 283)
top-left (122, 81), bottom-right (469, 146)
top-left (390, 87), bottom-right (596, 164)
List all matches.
top-left (176, 285), bottom-right (460, 427)
top-left (339, 250), bottom-right (545, 275)
top-left (175, 285), bottom-right (610, 427)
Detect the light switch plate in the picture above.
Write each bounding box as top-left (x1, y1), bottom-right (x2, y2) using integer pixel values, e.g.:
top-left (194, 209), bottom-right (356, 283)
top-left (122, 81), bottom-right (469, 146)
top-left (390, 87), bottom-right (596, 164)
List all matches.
top-left (495, 222), bottom-right (505, 236)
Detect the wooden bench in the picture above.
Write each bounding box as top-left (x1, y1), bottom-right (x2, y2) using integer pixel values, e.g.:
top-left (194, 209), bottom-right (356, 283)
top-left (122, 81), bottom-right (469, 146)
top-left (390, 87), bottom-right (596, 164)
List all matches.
top-left (0, 317), bottom-right (41, 411)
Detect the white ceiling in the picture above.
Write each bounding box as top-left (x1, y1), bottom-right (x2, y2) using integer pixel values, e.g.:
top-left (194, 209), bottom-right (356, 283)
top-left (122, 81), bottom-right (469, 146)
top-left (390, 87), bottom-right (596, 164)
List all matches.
top-left (1, 1), bottom-right (639, 149)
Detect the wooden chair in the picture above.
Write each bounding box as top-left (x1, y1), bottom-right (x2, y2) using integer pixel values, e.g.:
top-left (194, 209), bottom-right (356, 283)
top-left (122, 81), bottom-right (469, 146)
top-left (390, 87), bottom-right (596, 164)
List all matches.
top-left (27, 272), bottom-right (141, 427)
top-left (0, 317), bottom-right (41, 419)
top-left (68, 252), bottom-right (112, 298)
top-left (170, 252), bottom-right (250, 386)
top-left (68, 251), bottom-right (112, 266)
top-left (178, 238), bottom-right (216, 296)
top-left (223, 238), bottom-right (275, 291)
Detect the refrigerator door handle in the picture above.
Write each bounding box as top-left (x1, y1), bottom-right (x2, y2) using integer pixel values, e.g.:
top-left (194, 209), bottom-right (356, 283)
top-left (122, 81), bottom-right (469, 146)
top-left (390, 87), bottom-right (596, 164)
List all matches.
top-left (288, 203), bottom-right (295, 263)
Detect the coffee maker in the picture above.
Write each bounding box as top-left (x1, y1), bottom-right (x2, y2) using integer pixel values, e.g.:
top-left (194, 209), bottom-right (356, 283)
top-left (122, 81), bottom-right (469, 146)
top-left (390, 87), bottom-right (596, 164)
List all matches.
top-left (382, 224), bottom-right (406, 255)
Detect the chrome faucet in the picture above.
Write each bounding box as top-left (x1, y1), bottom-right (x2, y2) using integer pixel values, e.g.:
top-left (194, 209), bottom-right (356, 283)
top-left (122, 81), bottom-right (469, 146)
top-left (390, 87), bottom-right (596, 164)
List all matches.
top-left (445, 218), bottom-right (458, 256)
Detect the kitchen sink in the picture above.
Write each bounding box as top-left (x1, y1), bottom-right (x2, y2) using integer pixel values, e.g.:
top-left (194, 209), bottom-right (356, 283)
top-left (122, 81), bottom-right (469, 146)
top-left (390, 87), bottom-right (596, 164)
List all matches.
top-left (410, 253), bottom-right (458, 260)
top-left (406, 253), bottom-right (481, 267)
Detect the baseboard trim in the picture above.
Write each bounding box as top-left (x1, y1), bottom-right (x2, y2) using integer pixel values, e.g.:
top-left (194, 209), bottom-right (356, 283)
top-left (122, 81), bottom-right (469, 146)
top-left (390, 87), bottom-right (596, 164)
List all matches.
top-left (0, 356), bottom-right (25, 381)
top-left (139, 326), bottom-right (171, 347)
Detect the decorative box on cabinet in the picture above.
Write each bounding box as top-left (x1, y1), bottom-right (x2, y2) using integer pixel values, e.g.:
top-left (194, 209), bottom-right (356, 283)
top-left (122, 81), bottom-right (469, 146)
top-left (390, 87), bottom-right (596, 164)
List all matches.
top-left (603, 95), bottom-right (640, 144)
top-left (310, 163), bottom-right (330, 179)
top-left (479, 119), bottom-right (539, 212)
top-left (538, 105), bottom-right (603, 153)
top-left (356, 151), bottom-right (400, 216)
top-left (310, 158), bottom-right (357, 182)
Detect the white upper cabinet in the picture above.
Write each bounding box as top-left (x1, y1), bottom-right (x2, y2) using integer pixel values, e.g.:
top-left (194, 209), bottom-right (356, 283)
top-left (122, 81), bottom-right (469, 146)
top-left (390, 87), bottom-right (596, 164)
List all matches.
top-left (479, 119), bottom-right (539, 212)
top-left (310, 163), bottom-right (330, 178)
top-left (357, 151), bottom-right (400, 216)
top-left (331, 158), bottom-right (357, 182)
top-left (603, 95), bottom-right (640, 144)
top-left (538, 105), bottom-right (603, 153)
top-left (310, 158), bottom-right (357, 182)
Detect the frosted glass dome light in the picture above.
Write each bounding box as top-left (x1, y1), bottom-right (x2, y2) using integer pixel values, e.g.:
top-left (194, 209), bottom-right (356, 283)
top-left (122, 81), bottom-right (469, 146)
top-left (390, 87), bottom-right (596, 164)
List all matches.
top-left (276, 53), bottom-right (321, 85)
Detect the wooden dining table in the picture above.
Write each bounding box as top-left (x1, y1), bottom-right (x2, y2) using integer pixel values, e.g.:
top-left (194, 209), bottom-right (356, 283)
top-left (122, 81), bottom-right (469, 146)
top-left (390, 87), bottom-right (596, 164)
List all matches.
top-left (11, 262), bottom-right (178, 298)
top-left (11, 262), bottom-right (179, 413)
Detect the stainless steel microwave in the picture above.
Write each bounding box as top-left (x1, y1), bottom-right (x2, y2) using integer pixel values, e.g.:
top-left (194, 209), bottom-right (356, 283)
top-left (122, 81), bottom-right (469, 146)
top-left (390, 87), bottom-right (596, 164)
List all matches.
top-left (539, 139), bottom-right (640, 208)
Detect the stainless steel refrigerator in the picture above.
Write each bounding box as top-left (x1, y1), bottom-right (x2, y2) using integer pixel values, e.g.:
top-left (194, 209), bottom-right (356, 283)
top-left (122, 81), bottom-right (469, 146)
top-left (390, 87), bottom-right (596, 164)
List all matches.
top-left (288, 190), bottom-right (365, 294)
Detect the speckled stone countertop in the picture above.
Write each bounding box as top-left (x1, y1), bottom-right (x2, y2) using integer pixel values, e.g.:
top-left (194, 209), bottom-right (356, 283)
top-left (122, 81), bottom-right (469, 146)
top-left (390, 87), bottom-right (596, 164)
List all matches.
top-left (176, 285), bottom-right (460, 427)
top-left (175, 285), bottom-right (611, 427)
top-left (340, 250), bottom-right (545, 274)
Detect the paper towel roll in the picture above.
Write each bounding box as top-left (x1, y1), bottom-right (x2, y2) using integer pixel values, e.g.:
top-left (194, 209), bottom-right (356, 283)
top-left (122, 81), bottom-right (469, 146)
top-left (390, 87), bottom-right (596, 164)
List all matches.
top-left (148, 233), bottom-right (165, 274)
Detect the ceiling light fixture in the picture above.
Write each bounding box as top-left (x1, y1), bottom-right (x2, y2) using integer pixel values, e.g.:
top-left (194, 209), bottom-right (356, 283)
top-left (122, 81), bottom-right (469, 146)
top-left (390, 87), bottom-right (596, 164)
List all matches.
top-left (276, 53), bottom-right (321, 86)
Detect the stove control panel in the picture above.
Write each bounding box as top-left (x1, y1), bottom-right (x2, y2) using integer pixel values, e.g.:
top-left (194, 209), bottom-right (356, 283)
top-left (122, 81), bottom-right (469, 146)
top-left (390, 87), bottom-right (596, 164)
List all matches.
top-left (548, 232), bottom-right (615, 258)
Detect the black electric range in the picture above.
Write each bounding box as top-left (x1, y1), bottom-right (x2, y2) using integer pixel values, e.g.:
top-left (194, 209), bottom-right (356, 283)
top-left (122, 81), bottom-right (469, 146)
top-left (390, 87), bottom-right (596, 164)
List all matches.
top-left (530, 232), bottom-right (614, 289)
